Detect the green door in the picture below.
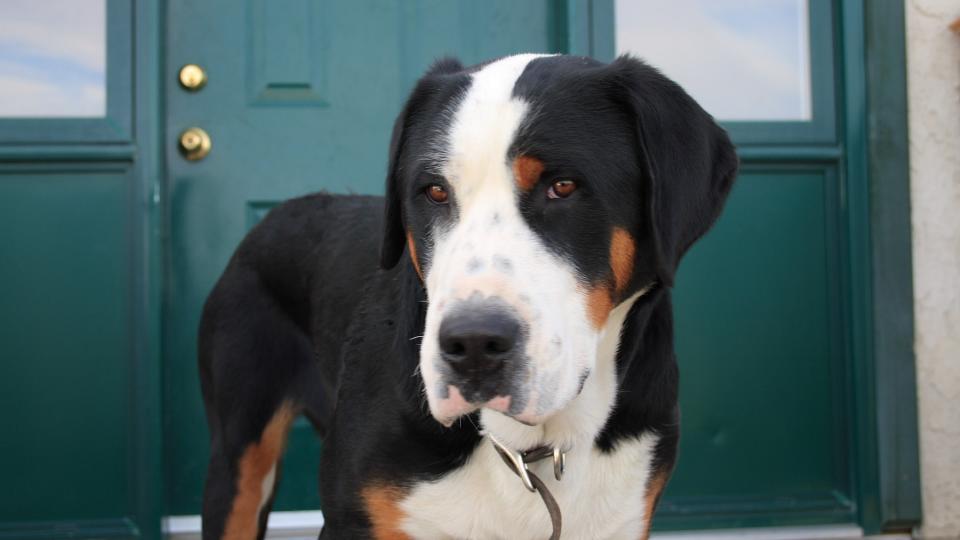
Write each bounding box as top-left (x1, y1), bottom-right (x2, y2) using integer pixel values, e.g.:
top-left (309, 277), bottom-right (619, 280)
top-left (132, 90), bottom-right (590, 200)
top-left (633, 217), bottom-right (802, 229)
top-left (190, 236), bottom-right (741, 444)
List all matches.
top-left (165, 0), bottom-right (860, 531)
top-left (163, 0), bottom-right (573, 515)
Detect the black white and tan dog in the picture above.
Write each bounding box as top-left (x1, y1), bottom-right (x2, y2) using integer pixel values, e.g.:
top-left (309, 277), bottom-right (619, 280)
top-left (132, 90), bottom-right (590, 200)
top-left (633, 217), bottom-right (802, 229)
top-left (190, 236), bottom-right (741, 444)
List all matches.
top-left (198, 53), bottom-right (738, 539)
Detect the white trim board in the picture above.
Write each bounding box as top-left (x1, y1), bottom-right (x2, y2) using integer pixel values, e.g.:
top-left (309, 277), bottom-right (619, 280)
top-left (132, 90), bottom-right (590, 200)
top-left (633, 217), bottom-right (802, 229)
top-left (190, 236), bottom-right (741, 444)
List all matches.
top-left (163, 513), bottom-right (910, 540)
top-left (164, 510), bottom-right (325, 540)
top-left (653, 524), bottom-right (867, 539)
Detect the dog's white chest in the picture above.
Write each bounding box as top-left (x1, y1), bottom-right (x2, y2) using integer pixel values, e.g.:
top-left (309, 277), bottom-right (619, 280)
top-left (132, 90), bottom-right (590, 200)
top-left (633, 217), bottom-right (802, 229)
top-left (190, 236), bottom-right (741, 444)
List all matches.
top-left (399, 433), bottom-right (659, 540)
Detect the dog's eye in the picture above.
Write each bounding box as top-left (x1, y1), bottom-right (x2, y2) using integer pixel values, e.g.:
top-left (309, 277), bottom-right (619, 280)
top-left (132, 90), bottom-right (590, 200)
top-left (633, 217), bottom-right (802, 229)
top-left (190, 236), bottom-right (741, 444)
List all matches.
top-left (426, 184), bottom-right (449, 204)
top-left (547, 179), bottom-right (577, 199)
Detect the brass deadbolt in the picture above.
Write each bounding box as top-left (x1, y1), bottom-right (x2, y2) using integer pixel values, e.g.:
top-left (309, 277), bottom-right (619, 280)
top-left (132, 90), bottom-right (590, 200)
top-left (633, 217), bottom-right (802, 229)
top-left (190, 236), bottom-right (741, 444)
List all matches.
top-left (179, 127), bottom-right (212, 161)
top-left (179, 64), bottom-right (207, 91)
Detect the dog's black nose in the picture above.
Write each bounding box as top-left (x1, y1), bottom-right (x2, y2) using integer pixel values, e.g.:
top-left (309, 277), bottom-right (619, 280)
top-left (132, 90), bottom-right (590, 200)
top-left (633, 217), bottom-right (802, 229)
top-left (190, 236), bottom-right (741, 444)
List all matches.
top-left (438, 310), bottom-right (520, 375)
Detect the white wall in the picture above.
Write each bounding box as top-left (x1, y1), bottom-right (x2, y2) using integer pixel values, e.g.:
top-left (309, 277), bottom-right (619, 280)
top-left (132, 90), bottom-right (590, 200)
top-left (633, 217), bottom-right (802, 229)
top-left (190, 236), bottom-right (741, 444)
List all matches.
top-left (905, 1), bottom-right (960, 538)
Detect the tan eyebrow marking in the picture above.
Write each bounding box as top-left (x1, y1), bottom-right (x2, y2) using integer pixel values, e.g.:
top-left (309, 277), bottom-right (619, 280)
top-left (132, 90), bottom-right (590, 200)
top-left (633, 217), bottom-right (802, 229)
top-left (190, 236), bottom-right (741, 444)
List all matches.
top-left (512, 155), bottom-right (545, 192)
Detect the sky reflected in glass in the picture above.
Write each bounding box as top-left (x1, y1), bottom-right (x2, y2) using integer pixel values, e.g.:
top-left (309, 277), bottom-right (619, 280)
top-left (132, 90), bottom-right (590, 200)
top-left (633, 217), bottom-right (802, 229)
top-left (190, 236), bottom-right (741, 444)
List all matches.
top-left (0, 0), bottom-right (106, 118)
top-left (615, 0), bottom-right (811, 121)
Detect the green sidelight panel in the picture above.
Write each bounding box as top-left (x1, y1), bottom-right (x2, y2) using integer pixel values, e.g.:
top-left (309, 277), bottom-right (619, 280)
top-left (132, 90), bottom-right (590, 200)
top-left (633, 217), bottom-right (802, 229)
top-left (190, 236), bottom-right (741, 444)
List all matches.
top-left (0, 172), bottom-right (132, 521)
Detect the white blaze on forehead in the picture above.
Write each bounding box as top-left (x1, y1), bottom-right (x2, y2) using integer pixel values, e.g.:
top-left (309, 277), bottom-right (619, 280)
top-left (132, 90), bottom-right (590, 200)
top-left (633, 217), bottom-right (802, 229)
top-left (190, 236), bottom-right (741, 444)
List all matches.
top-left (442, 53), bottom-right (549, 196)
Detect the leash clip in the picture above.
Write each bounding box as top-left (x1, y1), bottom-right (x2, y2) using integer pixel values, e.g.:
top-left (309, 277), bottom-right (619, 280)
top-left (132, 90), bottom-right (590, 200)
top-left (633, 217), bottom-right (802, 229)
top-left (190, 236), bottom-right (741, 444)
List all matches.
top-left (489, 434), bottom-right (566, 493)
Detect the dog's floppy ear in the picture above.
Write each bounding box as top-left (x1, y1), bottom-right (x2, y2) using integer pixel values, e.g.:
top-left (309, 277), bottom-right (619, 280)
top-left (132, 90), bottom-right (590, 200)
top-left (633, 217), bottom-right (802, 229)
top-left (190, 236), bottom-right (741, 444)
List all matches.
top-left (380, 57), bottom-right (465, 270)
top-left (379, 101), bottom-right (413, 269)
top-left (612, 55), bottom-right (739, 287)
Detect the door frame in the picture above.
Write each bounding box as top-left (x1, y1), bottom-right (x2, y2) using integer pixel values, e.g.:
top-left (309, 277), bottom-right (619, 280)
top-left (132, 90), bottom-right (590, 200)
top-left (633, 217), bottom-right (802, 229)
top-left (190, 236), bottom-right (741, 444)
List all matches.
top-left (130, 0), bottom-right (165, 538)
top-left (851, 0), bottom-right (922, 531)
top-left (127, 1), bottom-right (920, 538)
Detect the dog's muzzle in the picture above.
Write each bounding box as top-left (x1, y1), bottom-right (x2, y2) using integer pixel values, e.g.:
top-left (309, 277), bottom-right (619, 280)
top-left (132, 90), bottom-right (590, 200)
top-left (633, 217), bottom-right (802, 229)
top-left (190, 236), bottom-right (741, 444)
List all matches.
top-left (430, 296), bottom-right (528, 421)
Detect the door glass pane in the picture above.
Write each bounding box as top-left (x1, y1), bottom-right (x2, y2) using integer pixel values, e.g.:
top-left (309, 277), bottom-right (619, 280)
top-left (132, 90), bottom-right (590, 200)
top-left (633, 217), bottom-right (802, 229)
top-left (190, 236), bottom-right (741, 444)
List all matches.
top-left (615, 0), bottom-right (811, 122)
top-left (0, 0), bottom-right (106, 118)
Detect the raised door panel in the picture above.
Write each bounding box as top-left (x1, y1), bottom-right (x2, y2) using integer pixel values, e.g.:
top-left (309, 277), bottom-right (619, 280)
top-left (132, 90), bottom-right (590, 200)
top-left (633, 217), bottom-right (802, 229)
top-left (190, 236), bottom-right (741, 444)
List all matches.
top-left (662, 166), bottom-right (853, 529)
top-left (0, 171), bottom-right (132, 521)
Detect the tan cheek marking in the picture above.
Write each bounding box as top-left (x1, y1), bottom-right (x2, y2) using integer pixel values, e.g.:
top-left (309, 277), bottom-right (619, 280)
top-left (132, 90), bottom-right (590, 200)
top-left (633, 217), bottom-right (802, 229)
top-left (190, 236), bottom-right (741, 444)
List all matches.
top-left (222, 402), bottom-right (296, 540)
top-left (406, 231), bottom-right (423, 280)
top-left (362, 485), bottom-right (413, 540)
top-left (588, 227), bottom-right (637, 330)
top-left (639, 467), bottom-right (671, 540)
top-left (513, 155), bottom-right (545, 192)
top-left (610, 227), bottom-right (636, 297)
top-left (587, 286), bottom-right (614, 329)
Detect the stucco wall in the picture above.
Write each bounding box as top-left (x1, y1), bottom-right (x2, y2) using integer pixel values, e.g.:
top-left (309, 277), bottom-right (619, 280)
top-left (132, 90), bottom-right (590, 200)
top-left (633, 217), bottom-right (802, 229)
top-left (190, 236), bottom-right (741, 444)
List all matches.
top-left (905, 1), bottom-right (960, 538)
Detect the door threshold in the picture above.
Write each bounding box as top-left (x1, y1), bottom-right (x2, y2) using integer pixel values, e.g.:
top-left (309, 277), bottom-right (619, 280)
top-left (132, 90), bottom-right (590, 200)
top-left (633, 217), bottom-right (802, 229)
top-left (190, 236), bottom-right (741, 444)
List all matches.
top-left (653, 524), bottom-right (906, 539)
top-left (163, 512), bottom-right (904, 540)
top-left (164, 511), bottom-right (325, 539)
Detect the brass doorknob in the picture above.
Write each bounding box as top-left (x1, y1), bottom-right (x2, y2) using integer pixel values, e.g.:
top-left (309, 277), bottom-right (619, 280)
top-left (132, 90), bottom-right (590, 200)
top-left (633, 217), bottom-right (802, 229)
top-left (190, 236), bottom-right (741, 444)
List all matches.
top-left (179, 64), bottom-right (207, 91)
top-left (179, 127), bottom-right (211, 161)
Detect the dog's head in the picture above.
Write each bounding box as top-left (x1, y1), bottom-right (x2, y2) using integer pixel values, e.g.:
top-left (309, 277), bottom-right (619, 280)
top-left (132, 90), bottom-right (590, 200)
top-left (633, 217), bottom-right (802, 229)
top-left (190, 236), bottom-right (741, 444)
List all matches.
top-left (380, 54), bottom-right (737, 428)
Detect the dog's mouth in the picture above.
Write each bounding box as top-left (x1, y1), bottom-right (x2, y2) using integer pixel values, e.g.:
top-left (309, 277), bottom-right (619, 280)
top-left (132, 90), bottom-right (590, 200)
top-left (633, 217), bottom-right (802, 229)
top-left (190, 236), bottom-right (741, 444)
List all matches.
top-left (431, 385), bottom-right (516, 427)
top-left (428, 368), bottom-right (590, 428)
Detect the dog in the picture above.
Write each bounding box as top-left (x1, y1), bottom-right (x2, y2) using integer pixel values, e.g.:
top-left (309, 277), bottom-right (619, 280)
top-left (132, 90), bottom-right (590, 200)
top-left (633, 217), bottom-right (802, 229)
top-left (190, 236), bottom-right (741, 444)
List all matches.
top-left (198, 53), bottom-right (737, 540)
